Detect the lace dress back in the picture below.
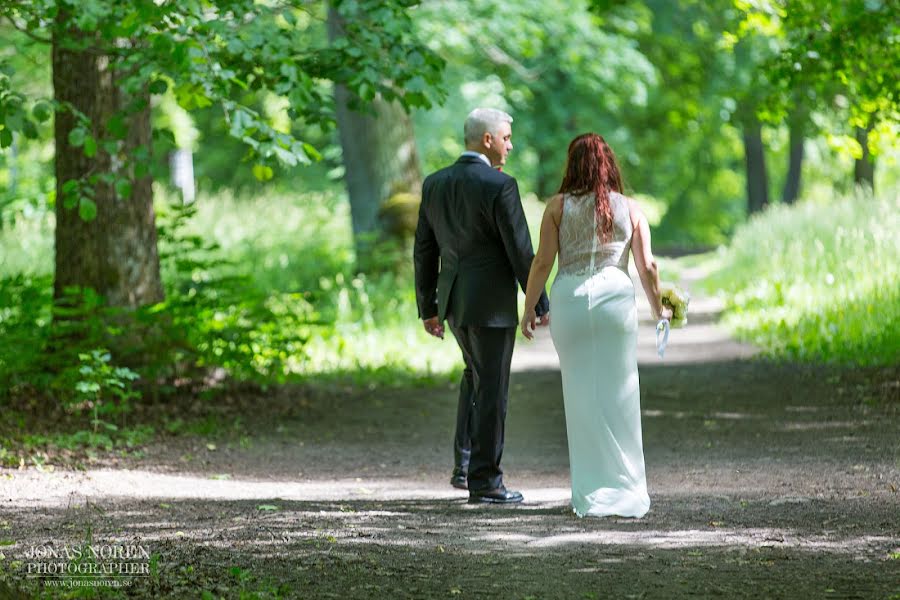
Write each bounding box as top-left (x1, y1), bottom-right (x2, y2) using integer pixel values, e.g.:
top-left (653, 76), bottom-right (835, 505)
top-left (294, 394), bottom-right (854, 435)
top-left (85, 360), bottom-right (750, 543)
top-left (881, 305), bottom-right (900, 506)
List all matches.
top-left (557, 191), bottom-right (633, 276)
top-left (549, 189), bottom-right (650, 518)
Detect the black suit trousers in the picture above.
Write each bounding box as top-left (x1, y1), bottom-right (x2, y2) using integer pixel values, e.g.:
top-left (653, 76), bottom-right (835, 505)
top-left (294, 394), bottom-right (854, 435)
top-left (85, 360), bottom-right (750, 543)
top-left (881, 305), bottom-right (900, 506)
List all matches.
top-left (448, 318), bottom-right (516, 492)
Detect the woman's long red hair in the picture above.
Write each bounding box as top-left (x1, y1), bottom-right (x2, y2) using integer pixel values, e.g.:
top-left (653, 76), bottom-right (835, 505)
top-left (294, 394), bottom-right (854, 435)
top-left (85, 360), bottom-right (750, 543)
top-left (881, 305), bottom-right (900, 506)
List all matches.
top-left (558, 133), bottom-right (624, 242)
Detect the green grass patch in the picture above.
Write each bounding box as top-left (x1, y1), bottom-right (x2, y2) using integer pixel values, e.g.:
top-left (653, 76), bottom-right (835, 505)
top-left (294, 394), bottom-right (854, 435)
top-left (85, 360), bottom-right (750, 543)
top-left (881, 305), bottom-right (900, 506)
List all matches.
top-left (0, 190), bottom-right (463, 395)
top-left (0, 188), bottom-right (468, 456)
top-left (707, 188), bottom-right (899, 365)
top-left (173, 190), bottom-right (461, 379)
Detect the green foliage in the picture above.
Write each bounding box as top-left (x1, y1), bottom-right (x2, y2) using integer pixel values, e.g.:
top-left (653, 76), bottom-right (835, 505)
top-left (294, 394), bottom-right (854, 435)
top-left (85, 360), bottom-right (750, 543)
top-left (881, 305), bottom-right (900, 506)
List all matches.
top-left (0, 27), bottom-right (54, 222)
top-left (151, 201), bottom-right (317, 383)
top-left (415, 0), bottom-right (656, 197)
top-left (589, 0), bottom-right (770, 243)
top-left (175, 190), bottom-right (461, 380)
top-left (0, 0), bottom-right (446, 224)
top-left (709, 188), bottom-right (900, 365)
top-left (20, 425), bottom-right (155, 455)
top-left (4, 2), bottom-right (898, 250)
top-left (70, 349), bottom-right (141, 433)
top-left (0, 273), bottom-right (52, 391)
top-left (748, 0), bottom-right (900, 123)
top-left (0, 190), bottom-right (461, 411)
top-left (0, 58), bottom-right (48, 152)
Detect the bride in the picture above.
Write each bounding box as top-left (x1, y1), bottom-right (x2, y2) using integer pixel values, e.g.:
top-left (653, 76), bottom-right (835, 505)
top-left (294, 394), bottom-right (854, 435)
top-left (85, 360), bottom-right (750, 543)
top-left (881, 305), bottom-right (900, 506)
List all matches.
top-left (521, 133), bottom-right (671, 518)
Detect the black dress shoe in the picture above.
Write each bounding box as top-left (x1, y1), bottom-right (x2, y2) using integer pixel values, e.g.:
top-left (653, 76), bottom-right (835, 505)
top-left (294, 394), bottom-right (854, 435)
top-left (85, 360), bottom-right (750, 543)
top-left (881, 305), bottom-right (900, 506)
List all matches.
top-left (450, 474), bottom-right (468, 490)
top-left (468, 486), bottom-right (523, 504)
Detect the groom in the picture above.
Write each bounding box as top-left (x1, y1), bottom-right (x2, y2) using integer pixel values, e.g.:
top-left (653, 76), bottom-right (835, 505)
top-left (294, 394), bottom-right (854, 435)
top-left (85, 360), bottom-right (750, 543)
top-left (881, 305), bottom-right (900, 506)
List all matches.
top-left (414, 108), bottom-right (549, 504)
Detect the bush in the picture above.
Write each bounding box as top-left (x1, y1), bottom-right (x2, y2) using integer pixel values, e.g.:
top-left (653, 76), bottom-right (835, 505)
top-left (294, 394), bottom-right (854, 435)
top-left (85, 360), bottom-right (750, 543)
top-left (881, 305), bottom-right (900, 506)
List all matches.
top-left (708, 188), bottom-right (900, 365)
top-left (0, 190), bottom-right (462, 407)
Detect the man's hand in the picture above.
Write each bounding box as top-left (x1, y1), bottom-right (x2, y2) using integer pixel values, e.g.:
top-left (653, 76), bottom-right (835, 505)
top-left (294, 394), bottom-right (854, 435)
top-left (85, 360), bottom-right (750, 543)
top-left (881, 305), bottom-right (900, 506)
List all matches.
top-left (423, 316), bottom-right (445, 339)
top-left (538, 312), bottom-right (551, 327)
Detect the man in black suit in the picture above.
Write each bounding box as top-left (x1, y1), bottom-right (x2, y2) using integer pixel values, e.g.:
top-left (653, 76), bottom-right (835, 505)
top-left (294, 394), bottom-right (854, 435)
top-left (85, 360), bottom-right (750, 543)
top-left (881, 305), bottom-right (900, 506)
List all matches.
top-left (414, 108), bottom-right (550, 504)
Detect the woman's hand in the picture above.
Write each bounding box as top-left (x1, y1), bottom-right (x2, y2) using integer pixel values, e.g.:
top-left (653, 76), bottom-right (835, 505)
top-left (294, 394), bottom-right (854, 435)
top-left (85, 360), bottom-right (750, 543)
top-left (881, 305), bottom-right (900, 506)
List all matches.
top-left (520, 307), bottom-right (538, 340)
top-left (659, 306), bottom-right (673, 321)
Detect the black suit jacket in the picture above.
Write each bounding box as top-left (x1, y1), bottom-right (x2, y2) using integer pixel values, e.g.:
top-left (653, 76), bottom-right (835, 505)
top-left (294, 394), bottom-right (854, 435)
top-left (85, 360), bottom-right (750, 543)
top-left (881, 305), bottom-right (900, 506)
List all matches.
top-left (414, 155), bottom-right (550, 327)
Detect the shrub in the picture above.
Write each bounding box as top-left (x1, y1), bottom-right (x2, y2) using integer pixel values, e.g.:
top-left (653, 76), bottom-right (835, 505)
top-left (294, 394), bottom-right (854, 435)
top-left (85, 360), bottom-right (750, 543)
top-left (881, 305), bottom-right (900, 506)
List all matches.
top-left (709, 188), bottom-right (899, 365)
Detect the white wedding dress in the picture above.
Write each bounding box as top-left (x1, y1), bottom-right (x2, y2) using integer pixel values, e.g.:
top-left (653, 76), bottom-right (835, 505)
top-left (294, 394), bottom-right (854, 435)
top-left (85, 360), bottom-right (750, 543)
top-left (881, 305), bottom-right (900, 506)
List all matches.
top-left (549, 191), bottom-right (650, 518)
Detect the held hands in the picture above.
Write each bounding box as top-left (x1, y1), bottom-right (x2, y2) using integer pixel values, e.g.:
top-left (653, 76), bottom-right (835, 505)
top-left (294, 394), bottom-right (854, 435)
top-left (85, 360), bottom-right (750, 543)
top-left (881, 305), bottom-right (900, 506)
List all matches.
top-left (422, 316), bottom-right (445, 339)
top-left (659, 306), bottom-right (674, 321)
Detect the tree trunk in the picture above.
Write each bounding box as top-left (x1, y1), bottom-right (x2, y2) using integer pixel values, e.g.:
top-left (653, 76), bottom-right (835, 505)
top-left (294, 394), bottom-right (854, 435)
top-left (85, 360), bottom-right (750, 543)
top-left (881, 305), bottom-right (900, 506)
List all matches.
top-left (854, 123), bottom-right (875, 192)
top-left (327, 7), bottom-right (422, 266)
top-left (742, 115), bottom-right (769, 214)
top-left (781, 114), bottom-right (804, 205)
top-left (535, 144), bottom-right (554, 199)
top-left (333, 88), bottom-right (421, 235)
top-left (52, 18), bottom-right (163, 308)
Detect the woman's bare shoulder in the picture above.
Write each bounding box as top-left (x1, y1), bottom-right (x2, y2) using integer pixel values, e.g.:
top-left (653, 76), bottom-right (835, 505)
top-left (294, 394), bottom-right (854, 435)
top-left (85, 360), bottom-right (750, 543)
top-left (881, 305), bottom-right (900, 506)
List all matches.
top-left (622, 195), bottom-right (646, 228)
top-left (617, 192), bottom-right (637, 208)
top-left (546, 193), bottom-right (565, 224)
top-left (547, 193), bottom-right (565, 206)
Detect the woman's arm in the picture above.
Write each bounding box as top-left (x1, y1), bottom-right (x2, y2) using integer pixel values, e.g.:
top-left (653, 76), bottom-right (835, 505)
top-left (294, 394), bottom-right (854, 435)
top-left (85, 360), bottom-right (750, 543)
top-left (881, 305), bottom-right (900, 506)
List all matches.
top-left (521, 195), bottom-right (562, 339)
top-left (629, 198), bottom-right (672, 321)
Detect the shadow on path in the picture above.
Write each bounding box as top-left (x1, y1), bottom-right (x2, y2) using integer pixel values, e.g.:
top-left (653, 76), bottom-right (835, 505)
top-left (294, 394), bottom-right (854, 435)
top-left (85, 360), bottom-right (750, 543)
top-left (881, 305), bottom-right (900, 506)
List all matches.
top-left (1, 280), bottom-right (898, 598)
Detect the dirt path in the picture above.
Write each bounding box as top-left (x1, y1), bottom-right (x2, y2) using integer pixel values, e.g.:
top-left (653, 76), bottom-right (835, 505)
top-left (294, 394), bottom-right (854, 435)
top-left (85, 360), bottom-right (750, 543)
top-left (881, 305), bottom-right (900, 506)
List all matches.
top-left (2, 277), bottom-right (898, 599)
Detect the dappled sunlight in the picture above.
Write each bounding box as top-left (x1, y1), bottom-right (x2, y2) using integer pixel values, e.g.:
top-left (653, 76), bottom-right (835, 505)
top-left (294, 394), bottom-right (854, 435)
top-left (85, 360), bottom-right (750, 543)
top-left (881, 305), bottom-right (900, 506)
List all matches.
top-left (710, 412), bottom-right (759, 420)
top-left (823, 436), bottom-right (870, 445)
top-left (4, 462), bottom-right (896, 597)
top-left (0, 469), bottom-right (469, 506)
top-left (641, 409), bottom-right (760, 420)
top-left (471, 532), bottom-right (535, 543)
top-left (1, 0), bottom-right (897, 596)
top-left (510, 529), bottom-right (897, 552)
top-left (642, 408), bottom-right (690, 418)
top-left (779, 420), bottom-right (873, 432)
top-left (5, 495), bottom-right (893, 559)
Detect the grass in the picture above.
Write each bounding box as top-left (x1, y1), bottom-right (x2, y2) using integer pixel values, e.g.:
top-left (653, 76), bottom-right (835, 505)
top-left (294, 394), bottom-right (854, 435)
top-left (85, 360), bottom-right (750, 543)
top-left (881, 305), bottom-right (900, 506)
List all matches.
top-left (706, 187), bottom-right (899, 366)
top-left (5, 185), bottom-right (895, 380)
top-left (1, 188), bottom-right (471, 458)
top-left (0, 189), bottom-right (465, 389)
top-left (170, 189), bottom-right (463, 380)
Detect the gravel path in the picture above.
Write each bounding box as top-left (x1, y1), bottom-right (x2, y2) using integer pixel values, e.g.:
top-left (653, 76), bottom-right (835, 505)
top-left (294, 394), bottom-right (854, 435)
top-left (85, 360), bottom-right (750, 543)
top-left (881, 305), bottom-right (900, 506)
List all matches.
top-left (2, 276), bottom-right (898, 599)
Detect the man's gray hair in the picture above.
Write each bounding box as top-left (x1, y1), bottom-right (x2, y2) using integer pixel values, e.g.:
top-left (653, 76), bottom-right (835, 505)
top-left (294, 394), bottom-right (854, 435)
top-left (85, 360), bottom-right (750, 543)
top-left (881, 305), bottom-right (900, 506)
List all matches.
top-left (464, 108), bottom-right (513, 145)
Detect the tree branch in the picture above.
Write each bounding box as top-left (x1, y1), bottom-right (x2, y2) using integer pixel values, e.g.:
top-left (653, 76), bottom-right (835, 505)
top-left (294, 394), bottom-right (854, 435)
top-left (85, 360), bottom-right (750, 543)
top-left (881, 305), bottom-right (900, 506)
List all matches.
top-left (477, 41), bottom-right (539, 82)
top-left (2, 15), bottom-right (52, 44)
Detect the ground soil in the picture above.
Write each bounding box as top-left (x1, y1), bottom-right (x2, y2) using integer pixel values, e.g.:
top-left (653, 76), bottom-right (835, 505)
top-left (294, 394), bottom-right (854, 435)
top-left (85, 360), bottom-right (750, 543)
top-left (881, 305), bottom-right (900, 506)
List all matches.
top-left (1, 288), bottom-right (898, 599)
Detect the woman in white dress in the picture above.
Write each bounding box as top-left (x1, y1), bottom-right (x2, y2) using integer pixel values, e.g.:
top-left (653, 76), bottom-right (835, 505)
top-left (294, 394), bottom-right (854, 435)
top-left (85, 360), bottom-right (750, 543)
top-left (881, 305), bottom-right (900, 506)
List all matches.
top-left (521, 133), bottom-right (672, 518)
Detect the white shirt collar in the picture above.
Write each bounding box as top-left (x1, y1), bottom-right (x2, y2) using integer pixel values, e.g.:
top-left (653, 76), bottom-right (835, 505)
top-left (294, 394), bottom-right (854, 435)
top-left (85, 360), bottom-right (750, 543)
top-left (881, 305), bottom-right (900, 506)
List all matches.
top-left (460, 151), bottom-right (492, 167)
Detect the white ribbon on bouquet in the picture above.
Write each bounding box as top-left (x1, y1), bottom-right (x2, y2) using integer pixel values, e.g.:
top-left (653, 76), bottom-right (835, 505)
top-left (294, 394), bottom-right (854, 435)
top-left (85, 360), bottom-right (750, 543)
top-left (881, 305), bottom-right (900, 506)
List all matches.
top-left (656, 319), bottom-right (670, 358)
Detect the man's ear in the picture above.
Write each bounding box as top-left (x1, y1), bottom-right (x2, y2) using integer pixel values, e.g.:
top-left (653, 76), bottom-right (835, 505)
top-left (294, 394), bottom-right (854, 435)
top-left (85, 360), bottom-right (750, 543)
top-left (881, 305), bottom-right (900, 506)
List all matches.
top-left (482, 132), bottom-right (493, 149)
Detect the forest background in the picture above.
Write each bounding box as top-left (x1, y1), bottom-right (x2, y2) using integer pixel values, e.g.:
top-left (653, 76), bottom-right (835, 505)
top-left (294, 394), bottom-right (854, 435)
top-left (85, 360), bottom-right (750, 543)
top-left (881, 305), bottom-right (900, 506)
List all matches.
top-left (0, 0), bottom-right (897, 452)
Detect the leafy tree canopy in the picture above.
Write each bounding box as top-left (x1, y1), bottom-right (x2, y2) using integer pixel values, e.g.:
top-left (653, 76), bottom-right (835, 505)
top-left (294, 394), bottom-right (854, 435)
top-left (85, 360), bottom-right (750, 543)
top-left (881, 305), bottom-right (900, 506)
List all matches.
top-left (732, 0), bottom-right (899, 125)
top-left (0, 0), bottom-right (446, 173)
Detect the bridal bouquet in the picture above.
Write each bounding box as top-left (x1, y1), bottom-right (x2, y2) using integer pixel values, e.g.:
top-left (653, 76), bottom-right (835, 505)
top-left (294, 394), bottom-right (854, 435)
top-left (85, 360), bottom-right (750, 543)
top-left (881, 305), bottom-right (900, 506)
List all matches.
top-left (661, 284), bottom-right (690, 328)
top-left (655, 284), bottom-right (689, 358)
